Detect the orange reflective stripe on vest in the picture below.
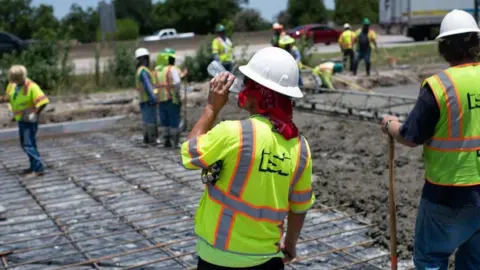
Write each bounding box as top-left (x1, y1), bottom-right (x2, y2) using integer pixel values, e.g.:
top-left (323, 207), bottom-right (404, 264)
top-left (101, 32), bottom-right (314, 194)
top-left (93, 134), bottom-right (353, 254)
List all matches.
top-left (425, 71), bottom-right (480, 151)
top-left (187, 137), bottom-right (209, 169)
top-left (209, 120), bottom-right (310, 251)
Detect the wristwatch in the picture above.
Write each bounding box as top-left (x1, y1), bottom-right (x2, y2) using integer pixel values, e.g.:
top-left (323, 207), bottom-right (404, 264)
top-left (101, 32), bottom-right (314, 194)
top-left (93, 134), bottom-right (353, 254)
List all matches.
top-left (385, 120), bottom-right (393, 130)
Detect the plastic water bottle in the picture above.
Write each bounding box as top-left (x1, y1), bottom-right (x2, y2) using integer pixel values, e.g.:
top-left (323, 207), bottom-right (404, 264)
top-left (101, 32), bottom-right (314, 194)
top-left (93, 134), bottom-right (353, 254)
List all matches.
top-left (207, 61), bottom-right (243, 93)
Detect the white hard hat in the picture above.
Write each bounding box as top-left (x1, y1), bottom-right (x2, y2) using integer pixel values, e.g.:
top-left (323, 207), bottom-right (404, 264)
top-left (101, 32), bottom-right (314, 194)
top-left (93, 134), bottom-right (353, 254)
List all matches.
top-left (436, 9), bottom-right (480, 40)
top-left (239, 47), bottom-right (303, 98)
top-left (135, 48), bottom-right (150, 58)
top-left (344, 23), bottom-right (350, 29)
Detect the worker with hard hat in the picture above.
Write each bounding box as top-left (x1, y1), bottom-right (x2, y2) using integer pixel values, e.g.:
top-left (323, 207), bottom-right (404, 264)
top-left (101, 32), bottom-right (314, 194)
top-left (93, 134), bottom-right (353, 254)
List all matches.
top-left (338, 23), bottom-right (356, 72)
top-left (181, 47), bottom-right (315, 269)
top-left (271, 22), bottom-right (285, 47)
top-left (5, 65), bottom-right (49, 178)
top-left (353, 18), bottom-right (377, 76)
top-left (381, 9), bottom-right (480, 269)
top-left (154, 48), bottom-right (187, 148)
top-left (279, 35), bottom-right (303, 88)
top-left (312, 61), bottom-right (344, 90)
top-left (212, 24), bottom-right (233, 72)
top-left (135, 47), bottom-right (158, 144)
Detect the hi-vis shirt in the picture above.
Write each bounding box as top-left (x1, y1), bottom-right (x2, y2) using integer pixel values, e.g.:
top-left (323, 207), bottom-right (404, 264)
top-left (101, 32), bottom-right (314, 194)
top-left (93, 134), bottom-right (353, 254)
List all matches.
top-left (6, 79), bottom-right (49, 121)
top-left (181, 115), bottom-right (315, 267)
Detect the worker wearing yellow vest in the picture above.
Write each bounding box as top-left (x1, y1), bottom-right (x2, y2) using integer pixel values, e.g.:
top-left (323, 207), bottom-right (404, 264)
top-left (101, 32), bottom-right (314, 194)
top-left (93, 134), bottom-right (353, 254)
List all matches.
top-left (181, 47), bottom-right (314, 269)
top-left (353, 18), bottom-right (377, 76)
top-left (5, 65), bottom-right (49, 178)
top-left (312, 61), bottom-right (344, 90)
top-left (155, 48), bottom-right (187, 148)
top-left (338, 23), bottom-right (356, 72)
top-left (212, 24), bottom-right (233, 72)
top-left (381, 10), bottom-right (480, 269)
top-left (271, 22), bottom-right (286, 47)
top-left (279, 35), bottom-right (303, 88)
top-left (135, 48), bottom-right (158, 145)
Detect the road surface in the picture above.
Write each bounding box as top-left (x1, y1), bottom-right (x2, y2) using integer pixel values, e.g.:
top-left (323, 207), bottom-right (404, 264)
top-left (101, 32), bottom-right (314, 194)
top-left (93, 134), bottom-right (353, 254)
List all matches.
top-left (73, 35), bottom-right (433, 75)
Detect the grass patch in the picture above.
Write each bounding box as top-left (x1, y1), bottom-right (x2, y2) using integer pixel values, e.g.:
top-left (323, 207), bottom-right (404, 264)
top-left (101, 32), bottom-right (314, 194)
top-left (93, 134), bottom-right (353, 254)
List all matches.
top-left (308, 43), bottom-right (442, 68)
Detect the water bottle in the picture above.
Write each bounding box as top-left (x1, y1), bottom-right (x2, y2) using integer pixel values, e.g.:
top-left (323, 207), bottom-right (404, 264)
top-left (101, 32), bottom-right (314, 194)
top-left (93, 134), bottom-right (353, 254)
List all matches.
top-left (207, 61), bottom-right (243, 93)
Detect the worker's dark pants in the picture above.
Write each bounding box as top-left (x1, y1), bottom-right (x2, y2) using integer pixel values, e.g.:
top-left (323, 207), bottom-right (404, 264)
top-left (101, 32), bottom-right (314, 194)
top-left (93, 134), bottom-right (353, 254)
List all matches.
top-left (18, 121), bottom-right (44, 173)
top-left (158, 100), bottom-right (181, 129)
top-left (197, 257), bottom-right (284, 270)
top-left (342, 49), bottom-right (355, 72)
top-left (353, 50), bottom-right (371, 76)
top-left (222, 62), bottom-right (233, 72)
top-left (139, 102), bottom-right (158, 144)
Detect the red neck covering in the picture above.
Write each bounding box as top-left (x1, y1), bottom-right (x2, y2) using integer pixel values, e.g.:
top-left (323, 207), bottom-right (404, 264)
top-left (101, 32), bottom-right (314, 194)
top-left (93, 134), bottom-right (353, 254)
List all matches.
top-left (238, 80), bottom-right (299, 140)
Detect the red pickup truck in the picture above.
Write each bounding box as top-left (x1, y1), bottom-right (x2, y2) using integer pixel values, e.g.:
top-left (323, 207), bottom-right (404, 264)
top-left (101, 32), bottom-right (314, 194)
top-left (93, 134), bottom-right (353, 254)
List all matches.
top-left (287, 24), bottom-right (342, 45)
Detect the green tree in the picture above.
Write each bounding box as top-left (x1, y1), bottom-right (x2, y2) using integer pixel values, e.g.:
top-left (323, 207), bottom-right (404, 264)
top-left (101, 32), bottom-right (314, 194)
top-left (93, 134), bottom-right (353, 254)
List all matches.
top-left (115, 18), bottom-right (140, 41)
top-left (0, 0), bottom-right (32, 39)
top-left (233, 8), bottom-right (270, 32)
top-left (60, 4), bottom-right (99, 43)
top-left (284, 0), bottom-right (328, 27)
top-left (114, 0), bottom-right (154, 35)
top-left (334, 0), bottom-right (379, 25)
top-left (31, 4), bottom-right (59, 33)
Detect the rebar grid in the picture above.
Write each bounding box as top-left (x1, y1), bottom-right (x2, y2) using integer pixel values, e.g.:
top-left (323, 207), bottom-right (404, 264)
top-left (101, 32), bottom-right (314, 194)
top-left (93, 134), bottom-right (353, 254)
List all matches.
top-left (0, 132), bottom-right (393, 269)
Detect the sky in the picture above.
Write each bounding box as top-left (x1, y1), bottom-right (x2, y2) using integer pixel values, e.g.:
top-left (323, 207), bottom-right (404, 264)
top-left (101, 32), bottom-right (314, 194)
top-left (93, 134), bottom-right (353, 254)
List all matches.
top-left (31, 0), bottom-right (335, 21)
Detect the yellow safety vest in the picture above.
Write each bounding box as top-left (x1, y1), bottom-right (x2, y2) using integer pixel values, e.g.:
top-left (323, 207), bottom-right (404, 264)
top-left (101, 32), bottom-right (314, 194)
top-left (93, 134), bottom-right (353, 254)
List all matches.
top-left (7, 79), bottom-right (49, 121)
top-left (135, 66), bottom-right (156, 102)
top-left (155, 65), bottom-right (180, 104)
top-left (338, 30), bottom-right (355, 50)
top-left (212, 37), bottom-right (233, 63)
top-left (422, 63), bottom-right (480, 186)
top-left (181, 116), bottom-right (315, 258)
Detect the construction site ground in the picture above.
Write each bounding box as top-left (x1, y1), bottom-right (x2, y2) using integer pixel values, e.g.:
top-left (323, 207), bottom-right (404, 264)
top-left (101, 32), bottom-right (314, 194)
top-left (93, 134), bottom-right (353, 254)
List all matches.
top-left (0, 65), bottom-right (447, 269)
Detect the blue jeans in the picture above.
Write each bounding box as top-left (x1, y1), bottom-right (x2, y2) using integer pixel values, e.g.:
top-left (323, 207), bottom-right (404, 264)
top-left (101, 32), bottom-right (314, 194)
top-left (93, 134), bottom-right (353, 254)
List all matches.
top-left (18, 121), bottom-right (44, 172)
top-left (139, 102), bottom-right (157, 125)
top-left (159, 100), bottom-right (181, 129)
top-left (414, 199), bottom-right (480, 269)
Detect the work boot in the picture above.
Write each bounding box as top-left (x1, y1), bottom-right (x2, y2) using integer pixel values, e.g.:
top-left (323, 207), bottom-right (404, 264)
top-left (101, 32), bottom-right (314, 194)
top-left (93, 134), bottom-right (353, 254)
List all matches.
top-left (366, 63), bottom-right (371, 76)
top-left (23, 171), bottom-right (44, 179)
top-left (20, 168), bottom-right (33, 175)
top-left (163, 136), bottom-right (172, 148)
top-left (172, 133), bottom-right (181, 149)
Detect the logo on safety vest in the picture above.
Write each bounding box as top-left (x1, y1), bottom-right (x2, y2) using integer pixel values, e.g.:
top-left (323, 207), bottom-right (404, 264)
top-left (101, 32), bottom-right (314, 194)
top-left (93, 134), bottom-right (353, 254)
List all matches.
top-left (259, 149), bottom-right (291, 176)
top-left (467, 93), bottom-right (480, 110)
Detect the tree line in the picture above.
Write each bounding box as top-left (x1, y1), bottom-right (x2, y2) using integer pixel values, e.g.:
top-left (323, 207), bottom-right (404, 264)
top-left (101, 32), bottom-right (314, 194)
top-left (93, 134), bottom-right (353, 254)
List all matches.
top-left (1, 0), bottom-right (378, 44)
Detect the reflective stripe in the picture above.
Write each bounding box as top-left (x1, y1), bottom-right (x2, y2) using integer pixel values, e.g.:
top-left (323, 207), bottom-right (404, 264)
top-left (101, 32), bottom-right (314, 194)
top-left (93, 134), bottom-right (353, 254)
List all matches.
top-left (427, 138), bottom-right (480, 151)
top-left (289, 136), bottom-right (309, 198)
top-left (208, 185), bottom-right (288, 222)
top-left (34, 96), bottom-right (47, 105)
top-left (188, 137), bottom-right (209, 169)
top-left (228, 120), bottom-right (255, 197)
top-left (290, 189), bottom-right (313, 203)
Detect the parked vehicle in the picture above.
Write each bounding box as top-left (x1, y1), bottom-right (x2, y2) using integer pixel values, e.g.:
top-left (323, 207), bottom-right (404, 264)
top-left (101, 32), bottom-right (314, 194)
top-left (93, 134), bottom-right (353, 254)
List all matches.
top-left (0, 32), bottom-right (31, 55)
top-left (287, 24), bottom-right (342, 45)
top-left (143, 28), bottom-right (195, 42)
top-left (379, 0), bottom-right (477, 41)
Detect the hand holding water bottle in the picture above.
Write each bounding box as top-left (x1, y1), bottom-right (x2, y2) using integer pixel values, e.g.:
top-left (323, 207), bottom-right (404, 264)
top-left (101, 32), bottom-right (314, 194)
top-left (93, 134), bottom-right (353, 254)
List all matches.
top-left (207, 61), bottom-right (243, 93)
top-left (208, 72), bottom-right (235, 113)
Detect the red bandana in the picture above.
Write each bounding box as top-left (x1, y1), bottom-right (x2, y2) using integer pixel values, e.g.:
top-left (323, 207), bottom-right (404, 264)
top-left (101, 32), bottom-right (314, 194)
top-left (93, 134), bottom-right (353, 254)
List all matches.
top-left (238, 80), bottom-right (299, 140)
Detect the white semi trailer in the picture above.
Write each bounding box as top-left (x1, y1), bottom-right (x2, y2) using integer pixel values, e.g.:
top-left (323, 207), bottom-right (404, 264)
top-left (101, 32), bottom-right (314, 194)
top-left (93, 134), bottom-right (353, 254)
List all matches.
top-left (379, 0), bottom-right (479, 41)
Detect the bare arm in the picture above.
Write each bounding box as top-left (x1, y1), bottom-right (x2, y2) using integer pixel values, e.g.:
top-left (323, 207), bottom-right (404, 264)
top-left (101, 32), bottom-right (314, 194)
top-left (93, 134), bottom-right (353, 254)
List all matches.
top-left (285, 211), bottom-right (306, 246)
top-left (386, 120), bottom-right (417, 147)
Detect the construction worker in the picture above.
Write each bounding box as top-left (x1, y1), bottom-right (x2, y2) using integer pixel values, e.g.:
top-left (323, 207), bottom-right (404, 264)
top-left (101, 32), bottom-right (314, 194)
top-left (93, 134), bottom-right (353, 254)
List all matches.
top-left (135, 47), bottom-right (158, 144)
top-left (212, 24), bottom-right (233, 72)
top-left (381, 9), bottom-right (480, 269)
top-left (353, 18), bottom-right (378, 76)
top-left (279, 35), bottom-right (303, 88)
top-left (5, 65), bottom-right (49, 178)
top-left (312, 61), bottom-right (344, 90)
top-left (181, 47), bottom-right (315, 269)
top-left (338, 23), bottom-right (356, 72)
top-left (155, 48), bottom-right (187, 148)
top-left (271, 22), bottom-right (285, 47)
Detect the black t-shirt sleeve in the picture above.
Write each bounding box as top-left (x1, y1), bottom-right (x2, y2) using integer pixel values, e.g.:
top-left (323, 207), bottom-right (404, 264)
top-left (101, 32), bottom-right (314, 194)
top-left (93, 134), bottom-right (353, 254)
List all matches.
top-left (399, 84), bottom-right (440, 145)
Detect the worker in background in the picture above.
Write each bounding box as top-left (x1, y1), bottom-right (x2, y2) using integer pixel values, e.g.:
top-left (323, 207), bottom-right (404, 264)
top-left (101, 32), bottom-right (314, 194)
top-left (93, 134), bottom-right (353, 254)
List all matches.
top-left (279, 35), bottom-right (303, 88)
top-left (312, 61), bottom-right (344, 90)
top-left (155, 48), bottom-right (187, 148)
top-left (271, 22), bottom-right (285, 47)
top-left (338, 23), bottom-right (356, 72)
top-left (212, 24), bottom-right (233, 72)
top-left (5, 65), bottom-right (49, 178)
top-left (135, 48), bottom-right (158, 145)
top-left (353, 18), bottom-right (377, 76)
top-left (181, 47), bottom-right (315, 269)
top-left (381, 9), bottom-right (480, 269)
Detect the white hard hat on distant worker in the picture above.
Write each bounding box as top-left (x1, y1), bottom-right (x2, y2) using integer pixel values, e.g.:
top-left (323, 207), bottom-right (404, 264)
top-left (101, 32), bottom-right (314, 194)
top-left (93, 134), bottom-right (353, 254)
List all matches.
top-left (239, 47), bottom-right (303, 98)
top-left (272, 22), bottom-right (284, 30)
top-left (436, 9), bottom-right (480, 40)
top-left (135, 48), bottom-right (150, 58)
top-left (343, 23), bottom-right (350, 29)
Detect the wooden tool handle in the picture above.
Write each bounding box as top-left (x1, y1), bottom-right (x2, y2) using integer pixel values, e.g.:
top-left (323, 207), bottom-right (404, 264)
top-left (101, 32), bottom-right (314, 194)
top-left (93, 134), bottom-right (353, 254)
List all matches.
top-left (388, 135), bottom-right (398, 270)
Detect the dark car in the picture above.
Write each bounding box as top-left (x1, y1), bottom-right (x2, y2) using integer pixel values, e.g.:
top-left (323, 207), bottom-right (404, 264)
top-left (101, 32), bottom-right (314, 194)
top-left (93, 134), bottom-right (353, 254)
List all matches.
top-left (288, 24), bottom-right (342, 45)
top-left (0, 32), bottom-right (30, 55)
